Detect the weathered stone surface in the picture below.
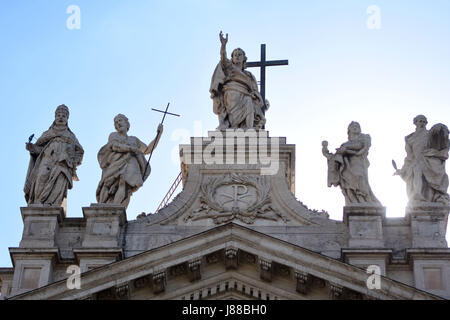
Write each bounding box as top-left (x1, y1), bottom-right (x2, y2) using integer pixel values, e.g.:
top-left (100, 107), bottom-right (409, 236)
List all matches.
top-left (407, 203), bottom-right (449, 248)
top-left (4, 127), bottom-right (450, 300)
top-left (344, 205), bottom-right (386, 248)
top-left (395, 115), bottom-right (449, 205)
top-left (210, 32), bottom-right (265, 130)
top-left (6, 224), bottom-right (442, 300)
top-left (322, 122), bottom-right (380, 206)
top-left (96, 114), bottom-right (163, 209)
top-left (19, 206), bottom-right (64, 248)
top-left (24, 105), bottom-right (84, 209)
top-left (82, 204), bottom-right (127, 248)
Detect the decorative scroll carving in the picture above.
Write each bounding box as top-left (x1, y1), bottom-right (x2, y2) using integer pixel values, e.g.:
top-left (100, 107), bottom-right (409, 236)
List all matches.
top-left (295, 271), bottom-right (311, 294)
top-left (188, 259), bottom-right (202, 282)
top-left (259, 259), bottom-right (272, 282)
top-left (115, 284), bottom-right (130, 300)
top-left (225, 248), bottom-right (238, 269)
top-left (152, 271), bottom-right (166, 294)
top-left (329, 283), bottom-right (343, 300)
top-left (185, 174), bottom-right (288, 224)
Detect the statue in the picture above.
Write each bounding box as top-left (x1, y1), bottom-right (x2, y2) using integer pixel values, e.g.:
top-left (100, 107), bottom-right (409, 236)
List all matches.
top-left (96, 114), bottom-right (163, 208)
top-left (394, 115), bottom-right (449, 204)
top-left (322, 121), bottom-right (381, 206)
top-left (24, 105), bottom-right (84, 207)
top-left (210, 31), bottom-right (266, 130)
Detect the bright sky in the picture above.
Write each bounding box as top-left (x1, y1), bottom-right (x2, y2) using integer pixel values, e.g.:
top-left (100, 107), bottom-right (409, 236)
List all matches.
top-left (0, 0), bottom-right (449, 268)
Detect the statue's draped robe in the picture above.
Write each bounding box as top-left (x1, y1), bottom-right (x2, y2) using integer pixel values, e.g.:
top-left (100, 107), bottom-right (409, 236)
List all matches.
top-left (401, 126), bottom-right (450, 203)
top-left (96, 133), bottom-right (150, 208)
top-left (24, 126), bottom-right (84, 206)
top-left (210, 59), bottom-right (265, 129)
top-left (326, 133), bottom-right (380, 205)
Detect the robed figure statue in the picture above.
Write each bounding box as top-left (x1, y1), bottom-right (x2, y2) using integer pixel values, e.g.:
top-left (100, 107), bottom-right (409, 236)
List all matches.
top-left (395, 115), bottom-right (449, 204)
top-left (24, 105), bottom-right (84, 207)
top-left (96, 114), bottom-right (163, 209)
top-left (210, 31), bottom-right (266, 130)
top-left (322, 121), bottom-right (381, 206)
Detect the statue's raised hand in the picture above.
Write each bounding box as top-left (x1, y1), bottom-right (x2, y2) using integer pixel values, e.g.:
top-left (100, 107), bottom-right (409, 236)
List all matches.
top-left (219, 31), bottom-right (228, 45)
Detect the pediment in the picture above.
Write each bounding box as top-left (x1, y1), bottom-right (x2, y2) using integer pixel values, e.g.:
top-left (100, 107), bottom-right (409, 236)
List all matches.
top-left (9, 223), bottom-right (439, 300)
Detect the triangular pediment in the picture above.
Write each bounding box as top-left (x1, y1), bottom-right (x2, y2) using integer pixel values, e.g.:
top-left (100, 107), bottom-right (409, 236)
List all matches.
top-left (9, 223), bottom-right (441, 300)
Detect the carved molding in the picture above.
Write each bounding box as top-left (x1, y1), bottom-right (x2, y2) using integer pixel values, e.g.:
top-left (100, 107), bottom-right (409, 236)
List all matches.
top-left (169, 263), bottom-right (187, 278)
top-left (273, 262), bottom-right (290, 277)
top-left (206, 251), bottom-right (222, 264)
top-left (133, 275), bottom-right (151, 289)
top-left (184, 174), bottom-right (289, 224)
top-left (240, 251), bottom-right (257, 264)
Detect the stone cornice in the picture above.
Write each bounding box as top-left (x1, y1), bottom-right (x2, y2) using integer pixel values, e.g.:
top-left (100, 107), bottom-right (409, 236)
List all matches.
top-left (8, 223), bottom-right (442, 300)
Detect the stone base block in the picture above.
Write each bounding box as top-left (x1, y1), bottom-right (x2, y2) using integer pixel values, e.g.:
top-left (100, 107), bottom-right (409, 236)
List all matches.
top-left (19, 206), bottom-right (64, 248)
top-left (82, 204), bottom-right (127, 248)
top-left (9, 248), bottom-right (59, 297)
top-left (344, 205), bottom-right (386, 248)
top-left (407, 203), bottom-right (449, 248)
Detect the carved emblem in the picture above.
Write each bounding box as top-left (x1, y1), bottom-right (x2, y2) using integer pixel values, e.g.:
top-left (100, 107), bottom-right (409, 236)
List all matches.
top-left (184, 174), bottom-right (288, 224)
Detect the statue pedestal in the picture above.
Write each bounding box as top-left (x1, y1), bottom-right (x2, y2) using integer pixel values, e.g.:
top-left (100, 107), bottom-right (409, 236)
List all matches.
top-left (179, 130), bottom-right (295, 194)
top-left (343, 205), bottom-right (388, 276)
top-left (407, 203), bottom-right (449, 248)
top-left (76, 204), bottom-right (126, 272)
top-left (9, 206), bottom-right (63, 296)
top-left (344, 205), bottom-right (386, 248)
top-left (19, 205), bottom-right (64, 248)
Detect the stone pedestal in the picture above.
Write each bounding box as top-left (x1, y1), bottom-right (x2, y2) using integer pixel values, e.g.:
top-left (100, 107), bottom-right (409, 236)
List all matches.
top-left (344, 205), bottom-right (386, 248)
top-left (9, 248), bottom-right (59, 296)
top-left (407, 248), bottom-right (450, 299)
top-left (9, 206), bottom-right (63, 296)
top-left (407, 203), bottom-right (449, 248)
top-left (19, 206), bottom-right (64, 248)
top-left (82, 204), bottom-right (127, 248)
top-left (77, 204), bottom-right (127, 272)
top-left (179, 130), bottom-right (295, 194)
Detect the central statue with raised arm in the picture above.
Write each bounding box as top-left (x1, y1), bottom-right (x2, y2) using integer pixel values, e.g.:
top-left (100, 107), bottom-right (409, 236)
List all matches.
top-left (210, 31), bottom-right (266, 130)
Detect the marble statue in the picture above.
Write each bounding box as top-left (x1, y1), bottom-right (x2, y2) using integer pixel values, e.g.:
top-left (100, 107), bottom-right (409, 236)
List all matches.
top-left (24, 105), bottom-right (84, 206)
top-left (395, 115), bottom-right (449, 204)
top-left (210, 31), bottom-right (266, 130)
top-left (322, 121), bottom-right (381, 206)
top-left (96, 114), bottom-right (163, 208)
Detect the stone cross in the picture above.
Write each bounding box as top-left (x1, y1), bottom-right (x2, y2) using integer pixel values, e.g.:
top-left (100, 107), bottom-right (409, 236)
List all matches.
top-left (245, 44), bottom-right (289, 114)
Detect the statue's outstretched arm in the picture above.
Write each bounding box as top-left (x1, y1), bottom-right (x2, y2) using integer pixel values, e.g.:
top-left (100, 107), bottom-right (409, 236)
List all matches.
top-left (219, 31), bottom-right (228, 64)
top-left (143, 124), bottom-right (164, 155)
